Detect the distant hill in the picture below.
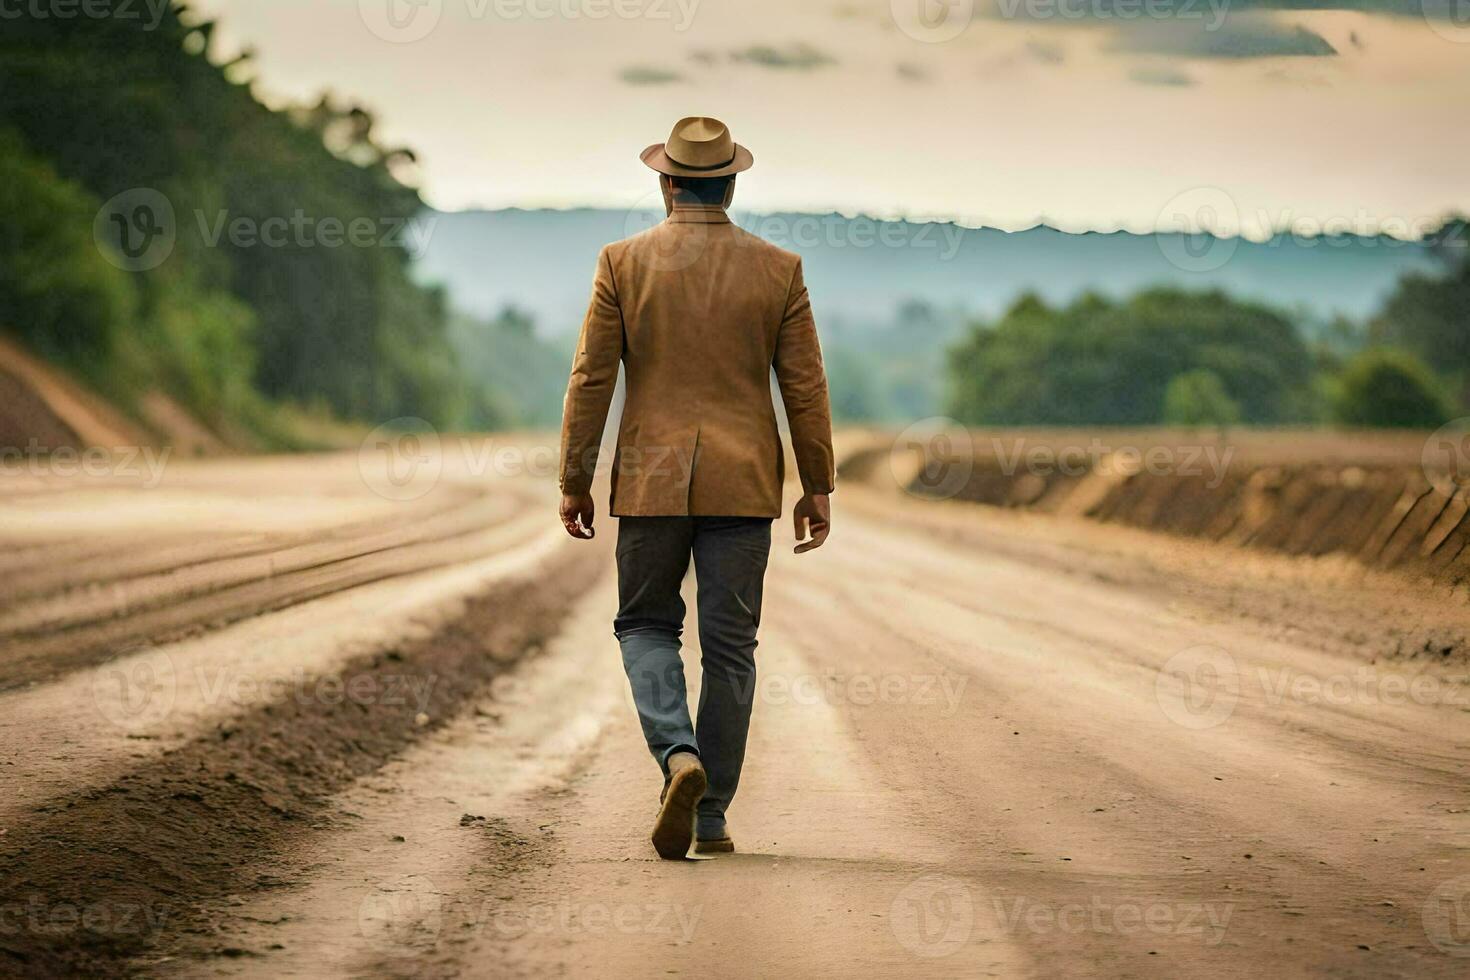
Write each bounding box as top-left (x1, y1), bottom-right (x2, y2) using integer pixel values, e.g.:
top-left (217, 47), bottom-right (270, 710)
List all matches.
top-left (414, 207), bottom-right (1437, 334)
top-left (414, 207), bottom-right (1439, 423)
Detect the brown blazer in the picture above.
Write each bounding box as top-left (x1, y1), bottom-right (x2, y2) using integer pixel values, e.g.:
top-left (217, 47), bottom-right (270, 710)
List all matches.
top-left (559, 204), bottom-right (835, 517)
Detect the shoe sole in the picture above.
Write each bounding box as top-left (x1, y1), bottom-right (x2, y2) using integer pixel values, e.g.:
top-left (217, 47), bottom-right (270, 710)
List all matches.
top-left (694, 837), bottom-right (734, 854)
top-left (651, 766), bottom-right (706, 860)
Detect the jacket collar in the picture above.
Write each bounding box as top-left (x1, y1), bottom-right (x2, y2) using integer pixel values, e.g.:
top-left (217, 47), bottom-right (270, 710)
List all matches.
top-left (667, 204), bottom-right (731, 225)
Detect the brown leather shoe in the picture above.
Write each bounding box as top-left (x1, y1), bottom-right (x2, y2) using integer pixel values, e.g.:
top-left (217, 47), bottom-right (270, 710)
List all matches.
top-left (651, 753), bottom-right (706, 860)
top-left (693, 836), bottom-right (734, 854)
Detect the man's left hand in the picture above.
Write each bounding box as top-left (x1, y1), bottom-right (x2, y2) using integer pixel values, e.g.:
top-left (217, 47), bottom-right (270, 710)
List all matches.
top-left (560, 492), bottom-right (596, 539)
top-left (793, 493), bottom-right (830, 554)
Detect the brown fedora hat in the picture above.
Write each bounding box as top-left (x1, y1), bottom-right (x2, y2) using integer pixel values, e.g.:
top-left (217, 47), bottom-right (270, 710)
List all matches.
top-left (641, 116), bottom-right (753, 178)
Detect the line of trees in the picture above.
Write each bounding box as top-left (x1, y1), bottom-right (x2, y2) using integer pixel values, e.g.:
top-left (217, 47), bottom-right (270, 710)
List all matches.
top-left (945, 221), bottom-right (1465, 430)
top-left (0, 2), bottom-right (483, 446)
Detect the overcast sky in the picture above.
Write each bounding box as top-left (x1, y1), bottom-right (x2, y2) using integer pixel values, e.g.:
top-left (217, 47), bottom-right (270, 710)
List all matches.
top-left (191, 0), bottom-right (1470, 238)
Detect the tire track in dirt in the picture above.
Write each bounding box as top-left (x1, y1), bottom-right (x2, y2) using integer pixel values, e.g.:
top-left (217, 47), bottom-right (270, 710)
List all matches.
top-left (0, 536), bottom-right (605, 978)
top-left (0, 487), bottom-right (481, 602)
top-left (0, 527), bottom-right (569, 833)
top-left (0, 494), bottom-right (545, 692)
top-left (0, 493), bottom-right (512, 635)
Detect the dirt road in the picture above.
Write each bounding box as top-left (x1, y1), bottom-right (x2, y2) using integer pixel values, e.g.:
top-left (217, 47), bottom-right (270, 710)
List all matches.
top-left (1, 447), bottom-right (1467, 978)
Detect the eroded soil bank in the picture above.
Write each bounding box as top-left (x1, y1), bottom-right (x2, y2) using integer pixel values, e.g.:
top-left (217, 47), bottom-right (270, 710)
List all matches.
top-left (846, 428), bottom-right (1470, 593)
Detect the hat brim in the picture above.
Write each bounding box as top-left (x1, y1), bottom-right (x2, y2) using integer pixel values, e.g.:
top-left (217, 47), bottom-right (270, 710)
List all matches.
top-left (640, 142), bottom-right (753, 178)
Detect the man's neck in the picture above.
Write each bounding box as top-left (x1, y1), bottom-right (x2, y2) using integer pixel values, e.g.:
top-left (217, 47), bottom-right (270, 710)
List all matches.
top-left (667, 201), bottom-right (730, 223)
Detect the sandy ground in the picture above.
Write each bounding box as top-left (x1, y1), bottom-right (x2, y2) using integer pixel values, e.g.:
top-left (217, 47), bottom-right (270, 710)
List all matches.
top-left (1, 452), bottom-right (1468, 977)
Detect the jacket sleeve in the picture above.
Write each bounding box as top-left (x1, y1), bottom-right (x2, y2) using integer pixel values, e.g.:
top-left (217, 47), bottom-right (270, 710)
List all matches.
top-left (559, 246), bottom-right (624, 496)
top-left (773, 257), bottom-right (836, 495)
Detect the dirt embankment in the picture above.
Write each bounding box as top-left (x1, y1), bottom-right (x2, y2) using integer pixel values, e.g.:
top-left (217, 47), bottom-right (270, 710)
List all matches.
top-left (843, 427), bottom-right (1470, 592)
top-left (0, 335), bottom-right (226, 456)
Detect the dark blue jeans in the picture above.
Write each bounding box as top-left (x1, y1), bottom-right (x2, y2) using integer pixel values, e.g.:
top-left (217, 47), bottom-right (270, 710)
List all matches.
top-left (614, 515), bottom-right (772, 840)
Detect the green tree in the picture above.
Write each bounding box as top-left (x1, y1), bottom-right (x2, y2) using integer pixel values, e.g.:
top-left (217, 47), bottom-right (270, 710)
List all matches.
top-left (947, 289), bottom-right (1313, 426)
top-left (447, 306), bottom-right (572, 429)
top-left (0, 128), bottom-right (138, 380)
top-left (1370, 218), bottom-right (1470, 410)
top-left (0, 4), bottom-right (470, 438)
top-left (1162, 369), bottom-right (1241, 429)
top-left (824, 345), bottom-right (886, 423)
top-left (1331, 349), bottom-right (1451, 429)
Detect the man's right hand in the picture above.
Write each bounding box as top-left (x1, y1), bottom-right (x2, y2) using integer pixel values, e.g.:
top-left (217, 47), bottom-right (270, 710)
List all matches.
top-left (792, 493), bottom-right (830, 554)
top-left (560, 492), bottom-right (596, 540)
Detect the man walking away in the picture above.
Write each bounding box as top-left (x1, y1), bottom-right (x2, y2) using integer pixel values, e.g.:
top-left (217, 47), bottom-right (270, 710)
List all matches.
top-left (558, 116), bottom-right (835, 860)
